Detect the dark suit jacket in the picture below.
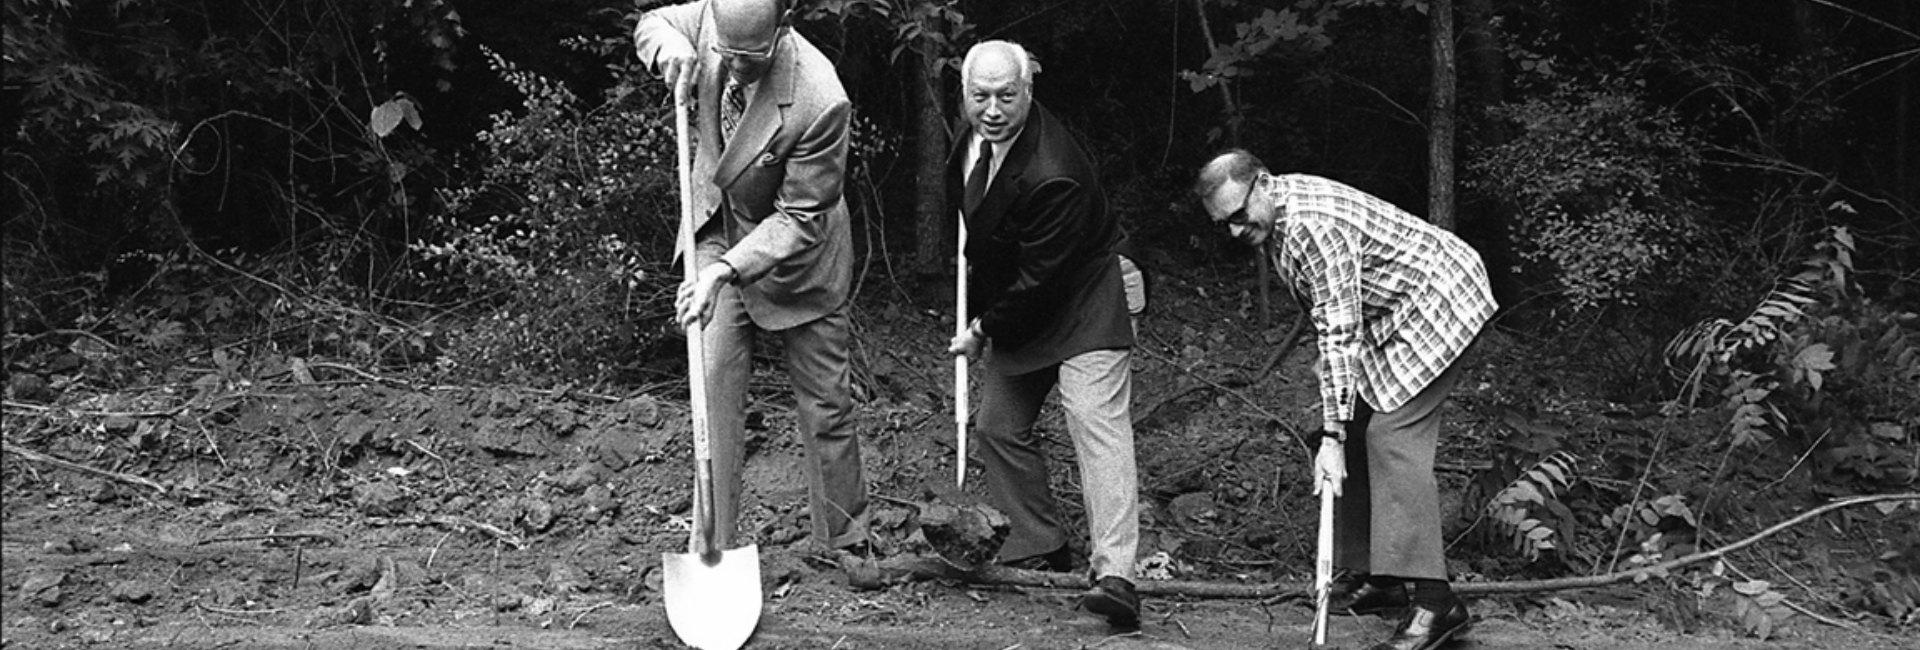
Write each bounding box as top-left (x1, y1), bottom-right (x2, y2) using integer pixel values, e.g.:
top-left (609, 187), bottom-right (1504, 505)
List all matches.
top-left (634, 0), bottom-right (853, 330)
top-left (949, 103), bottom-right (1133, 375)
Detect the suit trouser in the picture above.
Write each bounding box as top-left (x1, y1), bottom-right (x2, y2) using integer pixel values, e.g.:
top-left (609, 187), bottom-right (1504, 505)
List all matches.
top-left (1332, 357), bottom-right (1466, 580)
top-left (977, 347), bottom-right (1139, 581)
top-left (701, 284), bottom-right (868, 549)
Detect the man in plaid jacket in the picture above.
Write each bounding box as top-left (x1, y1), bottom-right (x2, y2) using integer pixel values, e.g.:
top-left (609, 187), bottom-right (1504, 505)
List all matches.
top-left (1194, 149), bottom-right (1496, 650)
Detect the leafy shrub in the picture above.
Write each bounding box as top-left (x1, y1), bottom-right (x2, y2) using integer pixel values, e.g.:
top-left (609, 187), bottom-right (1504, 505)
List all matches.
top-left (1469, 78), bottom-right (1704, 311)
top-left (411, 47), bottom-right (680, 386)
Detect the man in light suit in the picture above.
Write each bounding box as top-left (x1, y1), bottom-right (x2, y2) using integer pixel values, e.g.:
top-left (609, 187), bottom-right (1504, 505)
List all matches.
top-left (633, 0), bottom-right (868, 553)
top-left (947, 40), bottom-right (1142, 629)
top-left (1194, 150), bottom-right (1496, 650)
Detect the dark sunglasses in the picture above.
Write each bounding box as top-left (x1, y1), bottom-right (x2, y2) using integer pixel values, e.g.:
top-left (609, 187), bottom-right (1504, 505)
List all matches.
top-left (1221, 181), bottom-right (1257, 226)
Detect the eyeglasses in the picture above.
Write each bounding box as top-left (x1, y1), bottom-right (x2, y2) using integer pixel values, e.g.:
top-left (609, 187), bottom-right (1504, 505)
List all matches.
top-left (710, 28), bottom-right (781, 62)
top-left (1221, 181), bottom-right (1257, 226)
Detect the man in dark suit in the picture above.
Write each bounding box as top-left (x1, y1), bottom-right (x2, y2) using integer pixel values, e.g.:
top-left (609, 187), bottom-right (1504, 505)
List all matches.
top-left (633, 0), bottom-right (868, 553)
top-left (946, 39), bottom-right (1141, 629)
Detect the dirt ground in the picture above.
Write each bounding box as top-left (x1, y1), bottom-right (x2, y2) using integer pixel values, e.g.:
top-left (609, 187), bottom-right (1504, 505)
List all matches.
top-left (4, 274), bottom-right (1915, 649)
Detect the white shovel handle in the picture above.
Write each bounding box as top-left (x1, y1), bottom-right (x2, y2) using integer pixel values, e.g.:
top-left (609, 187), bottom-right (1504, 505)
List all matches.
top-left (954, 218), bottom-right (969, 489)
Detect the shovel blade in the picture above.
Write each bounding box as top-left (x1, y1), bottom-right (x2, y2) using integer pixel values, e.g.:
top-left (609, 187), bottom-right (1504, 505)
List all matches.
top-left (662, 544), bottom-right (761, 650)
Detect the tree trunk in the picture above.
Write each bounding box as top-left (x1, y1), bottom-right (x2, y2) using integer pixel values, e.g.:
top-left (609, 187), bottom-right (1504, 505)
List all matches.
top-left (1427, 0), bottom-right (1457, 231)
top-left (1188, 0), bottom-right (1264, 327)
top-left (911, 41), bottom-right (950, 277)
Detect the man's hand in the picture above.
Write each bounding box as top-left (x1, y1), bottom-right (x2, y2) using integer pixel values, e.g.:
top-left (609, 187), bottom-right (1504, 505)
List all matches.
top-left (676, 261), bottom-right (736, 329)
top-left (644, 31), bottom-right (698, 99)
top-left (948, 320), bottom-right (985, 360)
top-left (1311, 423), bottom-right (1347, 498)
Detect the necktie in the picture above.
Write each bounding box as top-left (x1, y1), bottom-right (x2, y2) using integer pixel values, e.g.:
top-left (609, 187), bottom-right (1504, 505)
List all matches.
top-left (964, 138), bottom-right (993, 214)
top-left (720, 79), bottom-right (746, 147)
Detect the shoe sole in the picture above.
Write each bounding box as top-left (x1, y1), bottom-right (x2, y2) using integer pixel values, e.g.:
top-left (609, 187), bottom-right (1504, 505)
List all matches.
top-left (1410, 620), bottom-right (1471, 650)
top-left (1082, 592), bottom-right (1139, 627)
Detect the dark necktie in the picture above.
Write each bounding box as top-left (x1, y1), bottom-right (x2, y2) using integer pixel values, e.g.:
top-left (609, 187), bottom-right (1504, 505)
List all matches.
top-left (964, 138), bottom-right (993, 214)
top-left (720, 80), bottom-right (746, 147)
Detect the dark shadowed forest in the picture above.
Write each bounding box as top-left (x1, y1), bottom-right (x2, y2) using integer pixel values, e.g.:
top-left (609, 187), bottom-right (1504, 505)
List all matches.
top-left (4, 1), bottom-right (1917, 648)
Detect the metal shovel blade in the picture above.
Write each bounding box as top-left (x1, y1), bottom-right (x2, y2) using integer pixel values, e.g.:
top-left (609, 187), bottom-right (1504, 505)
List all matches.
top-left (662, 544), bottom-right (761, 650)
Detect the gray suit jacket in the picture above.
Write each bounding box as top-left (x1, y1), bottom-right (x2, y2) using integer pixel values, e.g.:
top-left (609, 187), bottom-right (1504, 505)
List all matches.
top-left (634, 1), bottom-right (854, 330)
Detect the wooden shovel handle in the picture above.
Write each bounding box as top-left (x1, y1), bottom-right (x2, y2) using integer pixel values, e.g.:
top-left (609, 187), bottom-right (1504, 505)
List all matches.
top-left (675, 84), bottom-right (718, 559)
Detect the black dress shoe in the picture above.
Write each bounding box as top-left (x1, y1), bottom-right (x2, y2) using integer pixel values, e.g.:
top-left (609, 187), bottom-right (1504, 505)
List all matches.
top-left (1367, 598), bottom-right (1470, 650)
top-left (1000, 545), bottom-right (1074, 573)
top-left (1081, 576), bottom-right (1140, 628)
top-left (1327, 579), bottom-right (1409, 616)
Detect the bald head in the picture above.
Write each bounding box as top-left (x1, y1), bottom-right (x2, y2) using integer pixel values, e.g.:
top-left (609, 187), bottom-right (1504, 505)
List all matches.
top-left (961, 40), bottom-right (1038, 144)
top-left (714, 0), bottom-right (784, 84)
top-left (1194, 149), bottom-right (1264, 199)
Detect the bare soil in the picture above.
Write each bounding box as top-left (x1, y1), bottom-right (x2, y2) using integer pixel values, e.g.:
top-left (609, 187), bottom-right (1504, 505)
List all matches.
top-left (4, 275), bottom-right (1914, 649)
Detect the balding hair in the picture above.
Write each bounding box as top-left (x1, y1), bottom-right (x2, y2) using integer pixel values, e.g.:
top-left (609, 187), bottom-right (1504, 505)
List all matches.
top-left (962, 40), bottom-right (1039, 86)
top-left (1194, 149), bottom-right (1266, 198)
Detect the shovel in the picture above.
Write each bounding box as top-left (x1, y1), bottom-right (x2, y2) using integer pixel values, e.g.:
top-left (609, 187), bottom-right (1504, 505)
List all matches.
top-left (662, 81), bottom-right (761, 650)
top-left (954, 218), bottom-right (970, 489)
top-left (1310, 436), bottom-right (1341, 647)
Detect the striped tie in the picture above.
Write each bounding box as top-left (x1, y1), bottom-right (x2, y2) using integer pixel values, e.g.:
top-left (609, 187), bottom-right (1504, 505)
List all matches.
top-left (720, 80), bottom-right (745, 147)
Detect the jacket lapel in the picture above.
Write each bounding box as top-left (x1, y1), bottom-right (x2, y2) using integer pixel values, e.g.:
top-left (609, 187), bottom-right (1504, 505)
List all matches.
top-left (972, 107), bottom-right (1042, 236)
top-left (712, 36), bottom-right (792, 188)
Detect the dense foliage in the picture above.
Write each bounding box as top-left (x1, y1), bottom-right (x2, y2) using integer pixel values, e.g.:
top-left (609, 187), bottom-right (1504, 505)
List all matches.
top-left (4, 0), bottom-right (1917, 635)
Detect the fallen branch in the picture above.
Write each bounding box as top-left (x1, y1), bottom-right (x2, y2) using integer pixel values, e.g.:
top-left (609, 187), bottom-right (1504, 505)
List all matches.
top-left (1452, 492), bottom-right (1918, 595)
top-left (872, 493), bottom-right (1919, 600)
top-left (367, 514), bottom-right (527, 550)
top-left (197, 532), bottom-right (342, 546)
top-left (1, 441), bottom-right (168, 493)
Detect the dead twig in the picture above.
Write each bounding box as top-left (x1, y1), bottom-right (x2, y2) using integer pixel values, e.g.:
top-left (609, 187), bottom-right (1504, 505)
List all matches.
top-left (1, 441), bottom-right (168, 493)
top-left (196, 532), bottom-right (342, 546)
top-left (367, 514), bottom-right (528, 550)
top-left (567, 601), bottom-right (613, 629)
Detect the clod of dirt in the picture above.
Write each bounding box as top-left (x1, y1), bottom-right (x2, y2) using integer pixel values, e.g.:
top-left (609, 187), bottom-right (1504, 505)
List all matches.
top-left (545, 561), bottom-right (588, 596)
top-left (42, 536), bottom-right (96, 555)
top-left (109, 580), bottom-right (155, 604)
top-left (6, 373), bottom-right (55, 403)
top-left (521, 498), bottom-right (556, 532)
top-left (310, 595), bottom-right (374, 627)
top-left (916, 501), bottom-right (1010, 570)
top-left (555, 462), bottom-right (606, 493)
top-left (352, 482), bottom-right (409, 517)
top-left (582, 484), bottom-right (617, 522)
top-left (844, 555), bottom-right (887, 591)
top-left (1170, 491), bottom-right (1219, 526)
top-left (17, 570), bottom-right (65, 607)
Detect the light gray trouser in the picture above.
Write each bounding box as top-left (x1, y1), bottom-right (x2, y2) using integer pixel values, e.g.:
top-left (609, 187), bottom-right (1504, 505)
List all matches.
top-left (977, 347), bottom-right (1140, 581)
top-left (700, 284), bottom-right (868, 549)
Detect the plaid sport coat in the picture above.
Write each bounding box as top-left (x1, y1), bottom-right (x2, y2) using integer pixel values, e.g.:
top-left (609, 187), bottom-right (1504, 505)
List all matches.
top-left (1262, 174), bottom-right (1497, 423)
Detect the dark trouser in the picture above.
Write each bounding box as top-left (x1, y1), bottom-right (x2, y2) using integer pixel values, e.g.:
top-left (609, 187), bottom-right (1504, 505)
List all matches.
top-left (701, 285), bottom-right (868, 549)
top-left (1333, 359), bottom-right (1465, 580)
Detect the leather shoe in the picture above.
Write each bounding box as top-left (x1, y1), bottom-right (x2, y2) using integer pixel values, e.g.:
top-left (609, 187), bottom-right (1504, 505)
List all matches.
top-left (1081, 576), bottom-right (1140, 628)
top-left (1000, 545), bottom-right (1073, 573)
top-left (1367, 598), bottom-right (1470, 650)
top-left (1327, 577), bottom-right (1409, 617)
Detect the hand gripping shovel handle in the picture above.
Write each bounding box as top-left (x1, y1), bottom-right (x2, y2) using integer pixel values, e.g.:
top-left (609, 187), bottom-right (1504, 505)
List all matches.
top-left (674, 84), bottom-right (717, 561)
top-left (1311, 437), bottom-right (1340, 647)
top-left (954, 218), bottom-right (969, 489)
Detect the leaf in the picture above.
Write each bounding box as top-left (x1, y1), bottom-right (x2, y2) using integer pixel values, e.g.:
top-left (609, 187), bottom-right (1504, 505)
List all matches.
top-left (1793, 343), bottom-right (1836, 373)
top-left (371, 96), bottom-right (420, 138)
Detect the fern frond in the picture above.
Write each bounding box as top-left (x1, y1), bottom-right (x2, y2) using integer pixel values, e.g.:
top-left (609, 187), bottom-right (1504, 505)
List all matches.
top-left (1483, 451), bottom-right (1580, 559)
